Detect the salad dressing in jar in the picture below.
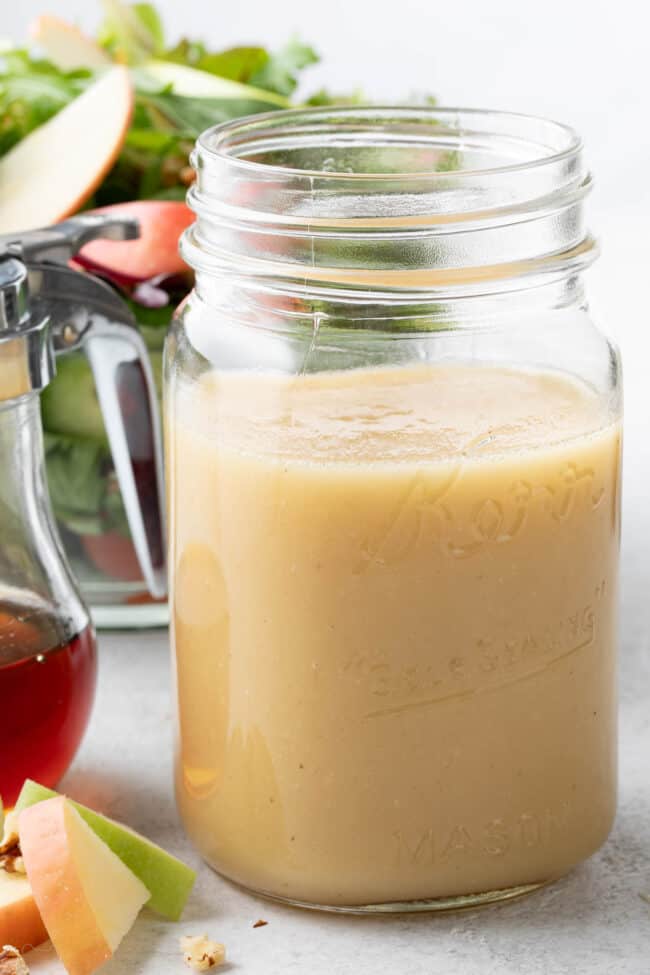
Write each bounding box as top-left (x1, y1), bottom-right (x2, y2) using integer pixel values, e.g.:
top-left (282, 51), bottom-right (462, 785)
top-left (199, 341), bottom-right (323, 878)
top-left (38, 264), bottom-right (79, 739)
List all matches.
top-left (167, 108), bottom-right (622, 911)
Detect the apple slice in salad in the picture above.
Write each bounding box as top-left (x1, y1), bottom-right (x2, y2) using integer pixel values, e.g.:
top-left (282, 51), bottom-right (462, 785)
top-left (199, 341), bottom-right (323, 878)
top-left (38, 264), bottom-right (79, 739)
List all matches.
top-left (0, 65), bottom-right (133, 234)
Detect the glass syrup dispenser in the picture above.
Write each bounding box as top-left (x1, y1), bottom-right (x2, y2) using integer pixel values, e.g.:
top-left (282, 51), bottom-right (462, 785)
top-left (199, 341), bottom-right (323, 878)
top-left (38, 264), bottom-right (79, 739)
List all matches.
top-left (0, 215), bottom-right (165, 805)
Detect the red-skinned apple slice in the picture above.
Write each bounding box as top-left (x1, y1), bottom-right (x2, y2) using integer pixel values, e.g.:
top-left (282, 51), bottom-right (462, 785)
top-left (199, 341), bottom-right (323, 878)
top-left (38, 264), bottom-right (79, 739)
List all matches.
top-left (77, 200), bottom-right (194, 281)
top-left (0, 871), bottom-right (48, 954)
top-left (0, 805), bottom-right (47, 953)
top-left (30, 14), bottom-right (111, 71)
top-left (0, 66), bottom-right (132, 234)
top-left (19, 797), bottom-right (149, 975)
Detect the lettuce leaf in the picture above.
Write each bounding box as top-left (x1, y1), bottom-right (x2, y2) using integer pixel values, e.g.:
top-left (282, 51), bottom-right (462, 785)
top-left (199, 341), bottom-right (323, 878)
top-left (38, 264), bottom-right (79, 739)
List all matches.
top-left (43, 431), bottom-right (109, 536)
top-left (157, 35), bottom-right (318, 97)
top-left (249, 38), bottom-right (319, 97)
top-left (174, 45), bottom-right (269, 84)
top-left (0, 50), bottom-right (90, 154)
top-left (98, 0), bottom-right (165, 63)
top-left (306, 87), bottom-right (366, 107)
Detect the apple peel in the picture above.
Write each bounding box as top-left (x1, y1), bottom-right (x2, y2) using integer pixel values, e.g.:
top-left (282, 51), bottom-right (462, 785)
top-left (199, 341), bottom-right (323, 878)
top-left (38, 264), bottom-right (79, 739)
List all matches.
top-left (77, 200), bottom-right (194, 282)
top-left (30, 15), bottom-right (111, 71)
top-left (19, 797), bottom-right (149, 975)
top-left (16, 781), bottom-right (195, 921)
top-left (0, 871), bottom-right (48, 955)
top-left (0, 65), bottom-right (132, 234)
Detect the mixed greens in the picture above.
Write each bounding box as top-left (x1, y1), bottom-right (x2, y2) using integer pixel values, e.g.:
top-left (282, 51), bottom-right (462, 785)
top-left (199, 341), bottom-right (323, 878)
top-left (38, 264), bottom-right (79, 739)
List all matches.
top-left (0, 1), bottom-right (336, 203)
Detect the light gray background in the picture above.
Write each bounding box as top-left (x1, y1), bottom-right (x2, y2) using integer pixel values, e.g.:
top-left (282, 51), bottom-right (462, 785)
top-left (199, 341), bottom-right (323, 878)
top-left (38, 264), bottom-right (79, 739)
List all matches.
top-left (5, 3), bottom-right (650, 971)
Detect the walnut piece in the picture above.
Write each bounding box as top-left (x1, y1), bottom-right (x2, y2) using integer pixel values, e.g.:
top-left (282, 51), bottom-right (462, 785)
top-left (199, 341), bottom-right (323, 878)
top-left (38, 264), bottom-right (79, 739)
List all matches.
top-left (0, 810), bottom-right (23, 876)
top-left (0, 853), bottom-right (25, 875)
top-left (180, 935), bottom-right (225, 971)
top-left (0, 813), bottom-right (19, 856)
top-left (0, 945), bottom-right (29, 975)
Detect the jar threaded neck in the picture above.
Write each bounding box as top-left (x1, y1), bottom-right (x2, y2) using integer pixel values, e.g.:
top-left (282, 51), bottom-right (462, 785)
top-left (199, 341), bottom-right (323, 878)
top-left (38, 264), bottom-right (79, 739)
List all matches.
top-left (183, 106), bottom-right (596, 300)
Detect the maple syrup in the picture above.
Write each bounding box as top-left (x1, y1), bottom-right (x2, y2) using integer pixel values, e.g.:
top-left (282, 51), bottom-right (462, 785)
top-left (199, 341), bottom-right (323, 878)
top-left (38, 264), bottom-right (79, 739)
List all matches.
top-left (0, 602), bottom-right (96, 806)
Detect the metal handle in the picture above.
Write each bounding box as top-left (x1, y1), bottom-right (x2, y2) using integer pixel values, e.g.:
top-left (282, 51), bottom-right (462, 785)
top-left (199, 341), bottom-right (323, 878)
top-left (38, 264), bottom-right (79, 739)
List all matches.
top-left (85, 317), bottom-right (167, 599)
top-left (0, 213), bottom-right (139, 265)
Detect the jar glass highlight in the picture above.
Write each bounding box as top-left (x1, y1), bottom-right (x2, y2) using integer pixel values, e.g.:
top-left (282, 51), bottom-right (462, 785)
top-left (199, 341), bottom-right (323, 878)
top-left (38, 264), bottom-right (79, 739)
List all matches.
top-left (167, 108), bottom-right (622, 912)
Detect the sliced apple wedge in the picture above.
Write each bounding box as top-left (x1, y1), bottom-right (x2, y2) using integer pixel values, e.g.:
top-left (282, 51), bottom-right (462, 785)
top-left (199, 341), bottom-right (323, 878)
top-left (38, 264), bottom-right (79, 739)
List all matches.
top-left (16, 781), bottom-right (195, 921)
top-left (78, 200), bottom-right (194, 281)
top-left (0, 66), bottom-right (132, 234)
top-left (19, 797), bottom-right (149, 975)
top-left (0, 797), bottom-right (46, 953)
top-left (0, 871), bottom-right (48, 954)
top-left (143, 58), bottom-right (289, 107)
top-left (30, 15), bottom-right (111, 71)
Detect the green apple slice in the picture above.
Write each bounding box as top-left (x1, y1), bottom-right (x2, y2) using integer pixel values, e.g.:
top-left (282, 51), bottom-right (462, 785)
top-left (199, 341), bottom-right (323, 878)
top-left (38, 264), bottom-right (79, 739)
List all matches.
top-left (15, 781), bottom-right (195, 921)
top-left (142, 59), bottom-right (290, 107)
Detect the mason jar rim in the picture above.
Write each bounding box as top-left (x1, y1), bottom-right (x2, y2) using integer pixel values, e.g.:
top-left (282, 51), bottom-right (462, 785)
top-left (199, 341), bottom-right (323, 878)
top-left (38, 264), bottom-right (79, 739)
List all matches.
top-left (196, 105), bottom-right (582, 183)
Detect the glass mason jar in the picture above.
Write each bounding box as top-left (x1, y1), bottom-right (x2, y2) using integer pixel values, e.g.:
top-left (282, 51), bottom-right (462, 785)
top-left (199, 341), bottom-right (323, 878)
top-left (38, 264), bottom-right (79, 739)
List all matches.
top-left (167, 108), bottom-right (622, 912)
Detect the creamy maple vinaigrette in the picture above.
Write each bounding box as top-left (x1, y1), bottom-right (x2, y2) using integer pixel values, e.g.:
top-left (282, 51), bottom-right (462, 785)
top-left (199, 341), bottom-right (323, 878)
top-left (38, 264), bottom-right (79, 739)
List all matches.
top-left (169, 362), bottom-right (620, 907)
